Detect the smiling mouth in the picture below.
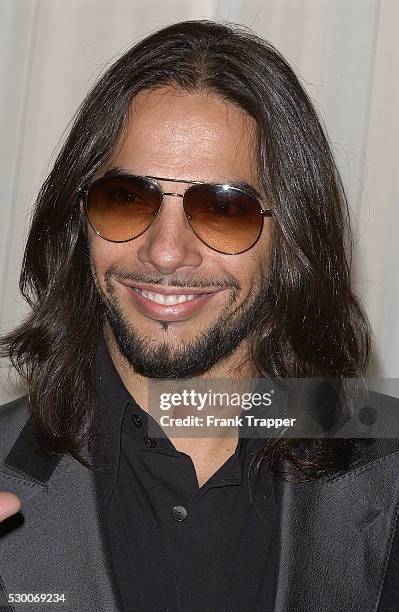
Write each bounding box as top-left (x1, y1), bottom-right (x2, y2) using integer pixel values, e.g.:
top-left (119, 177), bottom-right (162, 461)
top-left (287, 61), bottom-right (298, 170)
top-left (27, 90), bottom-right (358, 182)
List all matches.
top-left (131, 287), bottom-right (211, 305)
top-left (122, 283), bottom-right (223, 322)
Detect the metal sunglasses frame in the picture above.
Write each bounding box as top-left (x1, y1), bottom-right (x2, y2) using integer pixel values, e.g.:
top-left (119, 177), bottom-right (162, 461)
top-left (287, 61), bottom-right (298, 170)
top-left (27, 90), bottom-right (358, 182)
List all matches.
top-left (79, 172), bottom-right (273, 255)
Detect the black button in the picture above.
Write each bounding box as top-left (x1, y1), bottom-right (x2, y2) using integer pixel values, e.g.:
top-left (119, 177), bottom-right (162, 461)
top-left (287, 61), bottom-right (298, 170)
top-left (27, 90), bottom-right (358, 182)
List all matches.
top-left (144, 435), bottom-right (157, 448)
top-left (171, 505), bottom-right (188, 522)
top-left (131, 413), bottom-right (142, 427)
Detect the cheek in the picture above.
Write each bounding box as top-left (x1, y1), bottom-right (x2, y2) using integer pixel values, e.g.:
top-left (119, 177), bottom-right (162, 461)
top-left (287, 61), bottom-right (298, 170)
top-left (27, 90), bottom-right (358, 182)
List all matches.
top-left (237, 239), bottom-right (271, 293)
top-left (88, 238), bottom-right (108, 278)
top-left (88, 230), bottom-right (134, 275)
top-left (221, 253), bottom-right (264, 298)
top-left (248, 223), bottom-right (273, 278)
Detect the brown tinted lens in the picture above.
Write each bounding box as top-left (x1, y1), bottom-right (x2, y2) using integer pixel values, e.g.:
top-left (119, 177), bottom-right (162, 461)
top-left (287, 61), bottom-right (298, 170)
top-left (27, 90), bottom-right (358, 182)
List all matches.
top-left (86, 176), bottom-right (161, 241)
top-left (184, 184), bottom-right (263, 254)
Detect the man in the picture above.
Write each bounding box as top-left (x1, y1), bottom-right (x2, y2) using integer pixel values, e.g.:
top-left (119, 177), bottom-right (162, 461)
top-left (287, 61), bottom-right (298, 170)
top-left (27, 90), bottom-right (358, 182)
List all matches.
top-left (1, 19), bottom-right (399, 612)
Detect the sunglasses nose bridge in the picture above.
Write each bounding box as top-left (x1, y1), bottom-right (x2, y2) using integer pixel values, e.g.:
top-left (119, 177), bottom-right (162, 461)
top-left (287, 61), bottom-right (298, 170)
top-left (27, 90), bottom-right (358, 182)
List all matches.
top-left (151, 190), bottom-right (195, 236)
top-left (162, 191), bottom-right (184, 198)
top-left (160, 191), bottom-right (192, 221)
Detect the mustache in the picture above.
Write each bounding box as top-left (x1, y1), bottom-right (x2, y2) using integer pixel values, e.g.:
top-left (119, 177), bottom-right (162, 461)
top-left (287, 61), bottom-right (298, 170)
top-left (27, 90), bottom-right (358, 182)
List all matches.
top-left (104, 265), bottom-right (241, 291)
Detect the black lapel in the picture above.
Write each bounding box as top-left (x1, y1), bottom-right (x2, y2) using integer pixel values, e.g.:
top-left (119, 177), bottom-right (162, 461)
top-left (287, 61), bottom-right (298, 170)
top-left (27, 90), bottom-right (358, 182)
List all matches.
top-left (4, 416), bottom-right (62, 485)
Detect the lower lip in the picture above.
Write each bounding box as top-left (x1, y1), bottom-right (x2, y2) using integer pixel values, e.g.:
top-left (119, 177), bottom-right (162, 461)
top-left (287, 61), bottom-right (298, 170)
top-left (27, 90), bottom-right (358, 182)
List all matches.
top-left (123, 286), bottom-right (222, 321)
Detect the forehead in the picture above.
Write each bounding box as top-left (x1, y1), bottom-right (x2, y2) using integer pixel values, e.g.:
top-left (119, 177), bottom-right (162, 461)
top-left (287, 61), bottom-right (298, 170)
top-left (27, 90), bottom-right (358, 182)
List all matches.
top-left (106, 87), bottom-right (260, 184)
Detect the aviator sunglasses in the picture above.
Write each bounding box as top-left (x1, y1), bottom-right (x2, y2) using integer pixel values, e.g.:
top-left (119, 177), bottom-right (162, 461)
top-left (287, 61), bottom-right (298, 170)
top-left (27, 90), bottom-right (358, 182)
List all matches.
top-left (80, 171), bottom-right (273, 255)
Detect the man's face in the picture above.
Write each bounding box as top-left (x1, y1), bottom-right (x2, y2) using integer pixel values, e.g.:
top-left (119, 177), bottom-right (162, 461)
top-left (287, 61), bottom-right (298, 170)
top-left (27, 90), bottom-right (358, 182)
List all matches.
top-left (87, 87), bottom-right (273, 378)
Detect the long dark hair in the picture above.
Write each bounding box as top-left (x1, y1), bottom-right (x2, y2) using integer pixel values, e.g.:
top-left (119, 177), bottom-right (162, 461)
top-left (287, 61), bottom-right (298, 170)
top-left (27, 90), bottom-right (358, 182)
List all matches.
top-left (0, 20), bottom-right (371, 479)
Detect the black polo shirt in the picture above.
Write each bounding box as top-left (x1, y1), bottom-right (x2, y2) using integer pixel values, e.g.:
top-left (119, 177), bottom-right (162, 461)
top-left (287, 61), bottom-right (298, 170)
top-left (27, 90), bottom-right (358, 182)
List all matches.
top-left (92, 337), bottom-right (279, 612)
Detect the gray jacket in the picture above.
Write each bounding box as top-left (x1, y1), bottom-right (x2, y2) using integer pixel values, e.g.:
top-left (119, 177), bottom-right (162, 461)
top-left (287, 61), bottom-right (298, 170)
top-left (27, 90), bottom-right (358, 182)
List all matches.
top-left (1, 393), bottom-right (399, 612)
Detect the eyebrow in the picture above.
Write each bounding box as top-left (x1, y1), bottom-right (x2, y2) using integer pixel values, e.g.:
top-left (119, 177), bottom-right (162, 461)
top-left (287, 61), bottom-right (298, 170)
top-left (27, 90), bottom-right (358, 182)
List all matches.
top-left (101, 167), bottom-right (264, 202)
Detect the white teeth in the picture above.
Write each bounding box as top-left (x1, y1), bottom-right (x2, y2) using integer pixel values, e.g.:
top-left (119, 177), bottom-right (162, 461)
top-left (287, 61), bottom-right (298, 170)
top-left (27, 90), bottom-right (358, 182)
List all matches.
top-left (177, 295), bottom-right (191, 304)
top-left (134, 288), bottom-right (198, 305)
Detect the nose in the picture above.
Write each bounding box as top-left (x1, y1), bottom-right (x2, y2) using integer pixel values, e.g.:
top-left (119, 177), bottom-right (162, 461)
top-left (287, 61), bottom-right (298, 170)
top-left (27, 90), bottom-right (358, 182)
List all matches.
top-left (136, 193), bottom-right (203, 275)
